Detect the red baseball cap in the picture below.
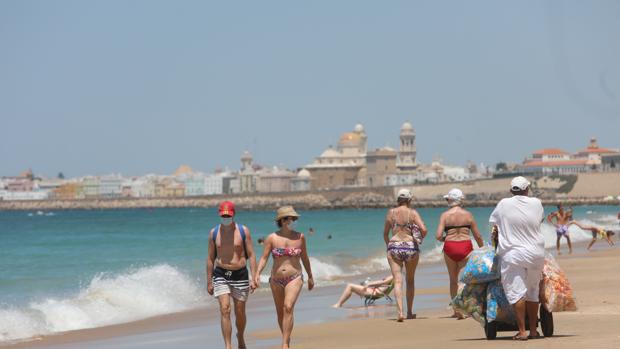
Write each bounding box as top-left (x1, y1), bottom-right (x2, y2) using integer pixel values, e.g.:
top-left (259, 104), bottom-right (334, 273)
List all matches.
top-left (218, 201), bottom-right (235, 217)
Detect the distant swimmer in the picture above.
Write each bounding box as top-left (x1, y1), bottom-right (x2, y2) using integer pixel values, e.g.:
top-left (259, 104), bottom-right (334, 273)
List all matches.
top-left (547, 203), bottom-right (574, 255)
top-left (572, 222), bottom-right (616, 250)
top-left (326, 234), bottom-right (332, 240)
top-left (257, 237), bottom-right (265, 245)
top-left (308, 227), bottom-right (315, 236)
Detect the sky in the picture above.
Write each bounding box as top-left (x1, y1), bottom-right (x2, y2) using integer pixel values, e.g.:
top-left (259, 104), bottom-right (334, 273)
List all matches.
top-left (1, 0), bottom-right (619, 178)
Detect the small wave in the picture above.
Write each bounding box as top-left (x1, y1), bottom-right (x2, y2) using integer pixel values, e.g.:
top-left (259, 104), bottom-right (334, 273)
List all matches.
top-left (0, 264), bottom-right (208, 342)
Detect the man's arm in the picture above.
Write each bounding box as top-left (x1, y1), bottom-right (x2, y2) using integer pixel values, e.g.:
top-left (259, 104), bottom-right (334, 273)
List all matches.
top-left (546, 212), bottom-right (556, 225)
top-left (243, 226), bottom-right (258, 292)
top-left (206, 229), bottom-right (216, 295)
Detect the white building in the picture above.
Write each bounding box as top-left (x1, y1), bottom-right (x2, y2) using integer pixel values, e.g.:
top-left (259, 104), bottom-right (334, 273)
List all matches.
top-left (291, 169), bottom-right (311, 192)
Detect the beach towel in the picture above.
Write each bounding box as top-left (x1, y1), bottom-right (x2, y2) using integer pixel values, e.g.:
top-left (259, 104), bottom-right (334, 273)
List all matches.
top-left (460, 247), bottom-right (500, 284)
top-left (452, 283), bottom-right (487, 326)
top-left (540, 253), bottom-right (577, 312)
top-left (486, 280), bottom-right (516, 324)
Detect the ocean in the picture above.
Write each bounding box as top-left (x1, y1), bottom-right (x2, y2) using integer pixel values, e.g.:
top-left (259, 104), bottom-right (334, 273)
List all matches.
top-left (1, 204), bottom-right (618, 342)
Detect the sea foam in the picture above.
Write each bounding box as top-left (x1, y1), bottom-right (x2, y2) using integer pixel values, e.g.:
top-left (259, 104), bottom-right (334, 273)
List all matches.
top-left (0, 264), bottom-right (208, 342)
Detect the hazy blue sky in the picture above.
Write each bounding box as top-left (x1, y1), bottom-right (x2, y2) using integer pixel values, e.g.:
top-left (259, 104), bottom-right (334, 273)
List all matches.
top-left (1, 1), bottom-right (619, 178)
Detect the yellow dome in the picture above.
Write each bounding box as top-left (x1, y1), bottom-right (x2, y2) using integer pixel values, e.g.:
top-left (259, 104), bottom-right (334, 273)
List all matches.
top-left (339, 132), bottom-right (361, 142)
top-left (173, 165), bottom-right (194, 176)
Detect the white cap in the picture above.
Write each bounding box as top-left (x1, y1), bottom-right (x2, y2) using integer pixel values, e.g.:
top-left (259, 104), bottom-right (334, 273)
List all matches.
top-left (443, 188), bottom-right (464, 202)
top-left (510, 176), bottom-right (530, 191)
top-left (397, 188), bottom-right (412, 200)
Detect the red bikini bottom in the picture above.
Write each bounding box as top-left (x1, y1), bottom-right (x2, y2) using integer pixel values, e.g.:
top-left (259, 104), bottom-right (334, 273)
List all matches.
top-left (443, 240), bottom-right (473, 262)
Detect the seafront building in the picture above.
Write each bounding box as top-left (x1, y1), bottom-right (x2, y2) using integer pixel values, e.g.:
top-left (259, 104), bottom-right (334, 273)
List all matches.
top-left (521, 138), bottom-right (620, 175)
top-left (4, 130), bottom-right (618, 202)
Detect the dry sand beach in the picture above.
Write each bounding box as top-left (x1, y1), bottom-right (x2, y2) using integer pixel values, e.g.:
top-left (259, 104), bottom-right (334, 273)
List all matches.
top-left (253, 248), bottom-right (620, 349)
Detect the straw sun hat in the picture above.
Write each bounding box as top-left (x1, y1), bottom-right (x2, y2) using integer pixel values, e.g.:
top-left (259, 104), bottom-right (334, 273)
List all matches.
top-left (275, 206), bottom-right (300, 221)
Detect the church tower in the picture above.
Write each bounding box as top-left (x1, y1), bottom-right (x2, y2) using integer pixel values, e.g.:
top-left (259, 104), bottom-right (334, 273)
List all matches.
top-left (397, 121), bottom-right (417, 171)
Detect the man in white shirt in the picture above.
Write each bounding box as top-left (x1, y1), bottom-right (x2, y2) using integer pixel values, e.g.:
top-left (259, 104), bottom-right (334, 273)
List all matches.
top-left (489, 176), bottom-right (545, 340)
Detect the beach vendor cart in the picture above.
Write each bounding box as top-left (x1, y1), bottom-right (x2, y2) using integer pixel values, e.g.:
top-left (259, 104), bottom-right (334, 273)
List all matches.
top-left (453, 237), bottom-right (576, 340)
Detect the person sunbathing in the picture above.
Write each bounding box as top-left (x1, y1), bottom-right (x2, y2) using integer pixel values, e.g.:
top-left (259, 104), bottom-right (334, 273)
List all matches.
top-left (332, 275), bottom-right (394, 308)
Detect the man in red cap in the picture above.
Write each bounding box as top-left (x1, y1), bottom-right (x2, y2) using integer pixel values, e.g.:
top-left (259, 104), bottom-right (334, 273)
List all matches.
top-left (207, 201), bottom-right (257, 349)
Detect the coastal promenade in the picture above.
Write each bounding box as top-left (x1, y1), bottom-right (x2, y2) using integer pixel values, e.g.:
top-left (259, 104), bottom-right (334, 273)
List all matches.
top-left (1, 173), bottom-right (619, 211)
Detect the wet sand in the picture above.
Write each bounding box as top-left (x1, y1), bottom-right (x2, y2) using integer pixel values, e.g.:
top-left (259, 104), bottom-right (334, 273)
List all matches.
top-left (2, 244), bottom-right (618, 348)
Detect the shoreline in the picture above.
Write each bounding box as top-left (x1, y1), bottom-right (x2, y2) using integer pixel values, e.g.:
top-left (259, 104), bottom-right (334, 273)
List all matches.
top-left (2, 240), bottom-right (615, 348)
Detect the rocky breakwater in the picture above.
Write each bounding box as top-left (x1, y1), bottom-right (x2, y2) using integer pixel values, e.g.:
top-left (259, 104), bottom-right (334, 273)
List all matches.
top-left (0, 187), bottom-right (397, 212)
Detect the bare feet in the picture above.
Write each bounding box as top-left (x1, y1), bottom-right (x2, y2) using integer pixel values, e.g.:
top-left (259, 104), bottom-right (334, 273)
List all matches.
top-left (512, 332), bottom-right (528, 341)
top-left (407, 313), bottom-right (416, 319)
top-left (528, 331), bottom-right (541, 339)
top-left (397, 313), bottom-right (405, 322)
top-left (331, 303), bottom-right (341, 308)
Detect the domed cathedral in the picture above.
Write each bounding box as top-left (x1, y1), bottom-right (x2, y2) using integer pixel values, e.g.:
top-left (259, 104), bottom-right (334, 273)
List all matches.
top-left (396, 121), bottom-right (418, 172)
top-left (305, 123), bottom-right (368, 189)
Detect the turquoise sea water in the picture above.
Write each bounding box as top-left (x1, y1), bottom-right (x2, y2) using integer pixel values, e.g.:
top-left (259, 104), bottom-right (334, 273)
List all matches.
top-left (0, 205), bottom-right (618, 341)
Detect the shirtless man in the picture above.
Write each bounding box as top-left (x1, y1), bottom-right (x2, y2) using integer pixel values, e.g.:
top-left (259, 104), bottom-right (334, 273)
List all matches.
top-left (547, 203), bottom-right (573, 254)
top-left (207, 201), bottom-right (257, 349)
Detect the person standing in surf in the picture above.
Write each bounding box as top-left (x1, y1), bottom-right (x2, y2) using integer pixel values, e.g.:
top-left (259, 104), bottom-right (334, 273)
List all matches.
top-left (383, 188), bottom-right (427, 322)
top-left (435, 188), bottom-right (484, 318)
top-left (254, 206), bottom-right (314, 349)
top-left (207, 201), bottom-right (257, 349)
top-left (547, 203), bottom-right (573, 254)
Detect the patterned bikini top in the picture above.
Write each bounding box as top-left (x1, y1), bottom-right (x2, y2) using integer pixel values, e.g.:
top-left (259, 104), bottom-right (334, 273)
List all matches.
top-left (271, 247), bottom-right (302, 258)
top-left (391, 208), bottom-right (423, 244)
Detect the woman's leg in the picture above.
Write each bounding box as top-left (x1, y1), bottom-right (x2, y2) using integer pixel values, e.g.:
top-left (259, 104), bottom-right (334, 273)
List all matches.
top-left (270, 280), bottom-right (286, 333)
top-left (404, 254), bottom-right (419, 319)
top-left (387, 254), bottom-right (405, 321)
top-left (281, 277), bottom-right (303, 349)
top-left (587, 238), bottom-right (596, 250)
top-left (443, 253), bottom-right (460, 316)
top-left (333, 283), bottom-right (367, 307)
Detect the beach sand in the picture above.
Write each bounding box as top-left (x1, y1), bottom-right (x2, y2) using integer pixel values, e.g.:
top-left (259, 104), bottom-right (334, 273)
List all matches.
top-left (2, 246), bottom-right (619, 349)
top-left (252, 248), bottom-right (620, 348)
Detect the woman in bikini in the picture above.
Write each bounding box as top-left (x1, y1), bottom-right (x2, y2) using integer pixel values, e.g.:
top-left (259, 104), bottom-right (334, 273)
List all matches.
top-left (383, 188), bottom-right (427, 322)
top-left (254, 206), bottom-right (314, 349)
top-left (332, 275), bottom-right (394, 308)
top-left (435, 188), bottom-right (484, 318)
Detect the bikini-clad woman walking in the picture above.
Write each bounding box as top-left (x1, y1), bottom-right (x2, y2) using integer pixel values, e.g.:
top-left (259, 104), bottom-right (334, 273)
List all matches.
top-left (436, 188), bottom-right (484, 318)
top-left (254, 206), bottom-right (314, 349)
top-left (383, 189), bottom-right (427, 322)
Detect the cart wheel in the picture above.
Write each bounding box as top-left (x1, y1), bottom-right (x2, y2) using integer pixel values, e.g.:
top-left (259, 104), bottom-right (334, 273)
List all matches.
top-left (485, 320), bottom-right (497, 340)
top-left (540, 306), bottom-right (554, 337)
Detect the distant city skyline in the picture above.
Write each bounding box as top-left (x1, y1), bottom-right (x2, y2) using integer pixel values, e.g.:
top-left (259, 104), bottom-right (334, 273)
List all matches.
top-left (2, 1), bottom-right (619, 178)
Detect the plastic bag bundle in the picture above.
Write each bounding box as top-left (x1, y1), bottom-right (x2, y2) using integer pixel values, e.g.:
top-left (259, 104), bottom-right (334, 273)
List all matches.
top-left (486, 280), bottom-right (516, 324)
top-left (540, 253), bottom-right (577, 312)
top-left (452, 283), bottom-right (487, 326)
top-left (459, 247), bottom-right (500, 284)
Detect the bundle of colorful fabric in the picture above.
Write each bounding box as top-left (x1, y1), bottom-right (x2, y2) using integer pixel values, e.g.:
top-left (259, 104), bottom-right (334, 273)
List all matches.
top-left (452, 283), bottom-right (487, 325)
top-left (541, 253), bottom-right (577, 312)
top-left (459, 247), bottom-right (500, 284)
top-left (486, 280), bottom-right (516, 324)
